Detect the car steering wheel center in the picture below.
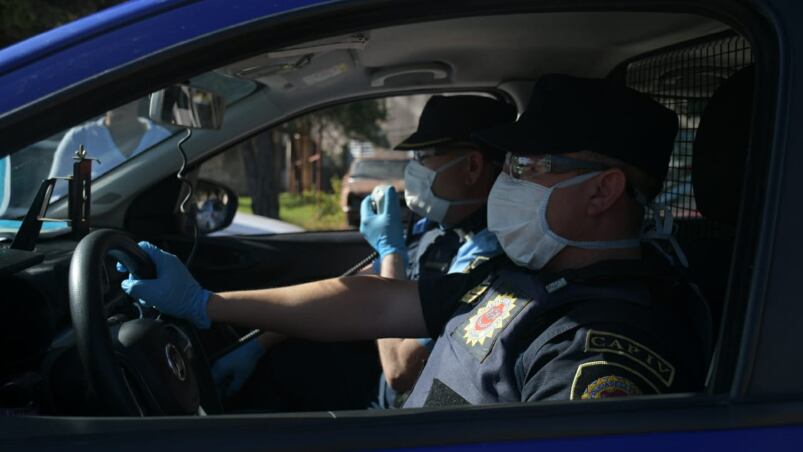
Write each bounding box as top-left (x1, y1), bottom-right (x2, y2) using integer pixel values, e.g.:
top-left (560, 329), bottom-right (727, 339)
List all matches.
top-left (165, 343), bottom-right (188, 382)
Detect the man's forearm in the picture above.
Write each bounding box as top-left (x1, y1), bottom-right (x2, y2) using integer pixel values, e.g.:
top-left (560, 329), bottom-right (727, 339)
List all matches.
top-left (206, 275), bottom-right (426, 341)
top-left (376, 252), bottom-right (429, 391)
top-left (377, 338), bottom-right (429, 391)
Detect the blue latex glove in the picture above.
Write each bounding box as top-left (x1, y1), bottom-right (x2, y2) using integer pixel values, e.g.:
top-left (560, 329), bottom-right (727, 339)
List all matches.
top-left (116, 241), bottom-right (212, 329)
top-left (211, 338), bottom-right (266, 398)
top-left (359, 185), bottom-right (405, 259)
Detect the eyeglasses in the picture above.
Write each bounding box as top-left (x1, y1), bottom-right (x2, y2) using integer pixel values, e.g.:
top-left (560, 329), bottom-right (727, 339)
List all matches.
top-left (411, 148), bottom-right (449, 163)
top-left (412, 146), bottom-right (476, 164)
top-left (502, 152), bottom-right (609, 181)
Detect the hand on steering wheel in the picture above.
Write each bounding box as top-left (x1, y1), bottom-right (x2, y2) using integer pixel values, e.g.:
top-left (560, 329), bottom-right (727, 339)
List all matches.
top-left (117, 241), bottom-right (212, 329)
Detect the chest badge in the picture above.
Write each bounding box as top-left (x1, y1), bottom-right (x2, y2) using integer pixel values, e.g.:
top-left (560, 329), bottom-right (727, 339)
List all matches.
top-left (463, 293), bottom-right (517, 347)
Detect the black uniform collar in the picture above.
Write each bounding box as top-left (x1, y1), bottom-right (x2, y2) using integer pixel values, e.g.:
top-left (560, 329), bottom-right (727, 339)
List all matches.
top-left (537, 253), bottom-right (682, 293)
top-left (447, 204), bottom-right (487, 235)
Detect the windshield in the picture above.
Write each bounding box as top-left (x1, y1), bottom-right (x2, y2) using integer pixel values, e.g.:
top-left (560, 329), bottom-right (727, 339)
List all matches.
top-left (0, 72), bottom-right (256, 224)
top-left (350, 159), bottom-right (408, 180)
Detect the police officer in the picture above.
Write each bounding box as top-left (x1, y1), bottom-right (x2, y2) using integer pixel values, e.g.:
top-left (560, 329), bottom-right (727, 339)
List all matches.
top-left (209, 96), bottom-right (515, 403)
top-left (119, 74), bottom-right (710, 406)
top-left (360, 96), bottom-right (516, 407)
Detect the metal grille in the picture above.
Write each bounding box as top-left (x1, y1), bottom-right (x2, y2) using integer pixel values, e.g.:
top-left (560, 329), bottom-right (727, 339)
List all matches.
top-left (625, 34), bottom-right (753, 233)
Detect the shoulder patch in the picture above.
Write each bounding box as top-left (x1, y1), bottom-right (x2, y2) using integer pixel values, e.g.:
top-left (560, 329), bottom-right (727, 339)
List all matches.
top-left (581, 375), bottom-right (641, 399)
top-left (453, 292), bottom-right (528, 361)
top-left (571, 361), bottom-right (659, 400)
top-left (585, 330), bottom-right (675, 387)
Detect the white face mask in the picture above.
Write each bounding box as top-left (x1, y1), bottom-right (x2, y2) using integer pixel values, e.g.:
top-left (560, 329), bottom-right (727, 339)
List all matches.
top-left (488, 171), bottom-right (641, 270)
top-left (404, 155), bottom-right (484, 225)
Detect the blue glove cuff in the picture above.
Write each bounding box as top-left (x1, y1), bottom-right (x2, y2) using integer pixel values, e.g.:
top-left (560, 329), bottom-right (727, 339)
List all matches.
top-left (191, 289), bottom-right (212, 329)
top-left (377, 249), bottom-right (410, 269)
top-left (378, 243), bottom-right (407, 259)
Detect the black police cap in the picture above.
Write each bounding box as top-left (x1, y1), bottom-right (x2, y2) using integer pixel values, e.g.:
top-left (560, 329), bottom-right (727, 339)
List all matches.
top-left (472, 74), bottom-right (679, 182)
top-left (394, 95), bottom-right (517, 159)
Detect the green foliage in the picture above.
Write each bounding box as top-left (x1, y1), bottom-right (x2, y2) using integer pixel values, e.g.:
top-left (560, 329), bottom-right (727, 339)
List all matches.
top-left (321, 99), bottom-right (390, 147)
top-left (238, 180), bottom-right (349, 231)
top-left (0, 0), bottom-right (125, 48)
top-left (278, 190), bottom-right (346, 231)
top-left (281, 98), bottom-right (390, 149)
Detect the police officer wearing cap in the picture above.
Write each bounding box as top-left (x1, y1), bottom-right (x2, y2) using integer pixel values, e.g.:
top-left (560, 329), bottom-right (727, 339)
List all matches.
top-left (359, 95), bottom-right (516, 407)
top-left (119, 74), bottom-right (711, 406)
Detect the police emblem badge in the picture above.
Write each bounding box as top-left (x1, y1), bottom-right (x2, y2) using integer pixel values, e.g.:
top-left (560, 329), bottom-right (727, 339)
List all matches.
top-left (454, 288), bottom-right (529, 361)
top-left (571, 361), bottom-right (656, 400)
top-left (580, 375), bottom-right (642, 399)
top-left (463, 293), bottom-right (517, 347)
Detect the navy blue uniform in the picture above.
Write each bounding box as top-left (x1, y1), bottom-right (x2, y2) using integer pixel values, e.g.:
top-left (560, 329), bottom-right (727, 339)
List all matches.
top-left (405, 255), bottom-right (710, 407)
top-left (377, 208), bottom-right (503, 408)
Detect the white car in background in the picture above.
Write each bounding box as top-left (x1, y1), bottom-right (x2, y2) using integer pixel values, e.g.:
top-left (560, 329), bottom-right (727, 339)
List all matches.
top-left (211, 212), bottom-right (303, 236)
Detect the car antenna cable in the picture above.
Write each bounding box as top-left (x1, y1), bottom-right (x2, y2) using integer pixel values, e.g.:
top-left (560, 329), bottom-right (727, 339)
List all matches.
top-left (176, 128), bottom-right (199, 267)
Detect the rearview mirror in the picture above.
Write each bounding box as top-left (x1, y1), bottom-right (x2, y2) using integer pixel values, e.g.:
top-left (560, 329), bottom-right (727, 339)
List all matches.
top-left (148, 84), bottom-right (225, 129)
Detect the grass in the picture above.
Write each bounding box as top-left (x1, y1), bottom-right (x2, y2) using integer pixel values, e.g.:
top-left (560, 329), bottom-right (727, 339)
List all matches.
top-left (238, 191), bottom-right (348, 231)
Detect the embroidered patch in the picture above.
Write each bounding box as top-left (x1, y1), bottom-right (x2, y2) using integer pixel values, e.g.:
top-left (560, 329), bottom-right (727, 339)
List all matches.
top-left (570, 361), bottom-right (658, 400)
top-left (463, 293), bottom-right (517, 346)
top-left (581, 375), bottom-right (642, 399)
top-left (454, 291), bottom-right (528, 361)
top-left (585, 330), bottom-right (675, 387)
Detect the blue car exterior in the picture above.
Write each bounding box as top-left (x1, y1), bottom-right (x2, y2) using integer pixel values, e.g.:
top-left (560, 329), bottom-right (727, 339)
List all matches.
top-left (0, 0), bottom-right (330, 125)
top-left (0, 0), bottom-right (802, 451)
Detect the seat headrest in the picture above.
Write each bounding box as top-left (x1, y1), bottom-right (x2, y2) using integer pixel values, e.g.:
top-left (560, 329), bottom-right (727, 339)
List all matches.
top-left (692, 66), bottom-right (754, 225)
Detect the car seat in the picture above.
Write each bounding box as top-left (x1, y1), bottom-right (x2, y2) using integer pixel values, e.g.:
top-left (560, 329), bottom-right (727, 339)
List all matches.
top-left (685, 65), bottom-right (754, 340)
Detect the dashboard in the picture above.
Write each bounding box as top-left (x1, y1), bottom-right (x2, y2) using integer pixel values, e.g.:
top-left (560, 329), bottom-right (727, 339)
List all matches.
top-left (0, 237), bottom-right (138, 415)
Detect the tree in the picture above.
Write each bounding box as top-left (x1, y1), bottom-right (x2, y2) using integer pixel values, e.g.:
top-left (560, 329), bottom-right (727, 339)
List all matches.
top-left (0, 0), bottom-right (125, 48)
top-left (243, 98), bottom-right (388, 218)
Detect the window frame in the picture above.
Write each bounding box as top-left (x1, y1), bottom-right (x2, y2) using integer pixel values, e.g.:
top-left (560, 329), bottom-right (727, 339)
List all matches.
top-left (0, 0), bottom-right (794, 448)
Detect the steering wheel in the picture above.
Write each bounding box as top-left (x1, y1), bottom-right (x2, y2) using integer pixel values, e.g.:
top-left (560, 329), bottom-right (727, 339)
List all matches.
top-left (68, 229), bottom-right (221, 416)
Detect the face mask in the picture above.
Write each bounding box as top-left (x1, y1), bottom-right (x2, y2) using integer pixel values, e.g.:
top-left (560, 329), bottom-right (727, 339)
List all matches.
top-left (404, 155), bottom-right (484, 225)
top-left (488, 171), bottom-right (641, 270)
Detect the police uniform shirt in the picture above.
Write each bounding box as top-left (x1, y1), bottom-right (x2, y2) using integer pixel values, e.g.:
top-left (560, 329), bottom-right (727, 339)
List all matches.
top-left (376, 210), bottom-right (503, 408)
top-left (403, 256), bottom-right (709, 407)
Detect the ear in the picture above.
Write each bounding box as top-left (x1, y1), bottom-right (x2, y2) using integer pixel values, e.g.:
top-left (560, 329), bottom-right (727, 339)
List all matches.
top-left (586, 169), bottom-right (627, 216)
top-left (464, 150), bottom-right (485, 185)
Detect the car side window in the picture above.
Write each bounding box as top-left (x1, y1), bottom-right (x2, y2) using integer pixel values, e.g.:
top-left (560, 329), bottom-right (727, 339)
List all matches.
top-left (198, 92), bottom-right (497, 234)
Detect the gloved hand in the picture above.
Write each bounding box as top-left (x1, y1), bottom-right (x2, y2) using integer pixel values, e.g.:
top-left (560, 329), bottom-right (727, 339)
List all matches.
top-left (211, 338), bottom-right (266, 398)
top-left (359, 185), bottom-right (405, 259)
top-left (116, 241), bottom-right (211, 329)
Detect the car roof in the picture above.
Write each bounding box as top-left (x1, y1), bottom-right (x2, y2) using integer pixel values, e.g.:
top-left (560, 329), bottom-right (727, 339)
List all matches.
top-left (0, 0), bottom-right (329, 121)
top-left (0, 4), bottom-right (727, 156)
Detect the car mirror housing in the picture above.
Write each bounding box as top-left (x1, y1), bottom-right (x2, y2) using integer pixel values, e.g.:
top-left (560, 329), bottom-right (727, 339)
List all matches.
top-left (148, 84), bottom-right (225, 129)
top-left (192, 179), bottom-right (238, 235)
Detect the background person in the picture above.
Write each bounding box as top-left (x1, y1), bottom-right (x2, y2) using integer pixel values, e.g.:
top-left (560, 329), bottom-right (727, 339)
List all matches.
top-left (361, 95), bottom-right (516, 407)
top-left (211, 95), bottom-right (516, 406)
top-left (48, 100), bottom-right (171, 197)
